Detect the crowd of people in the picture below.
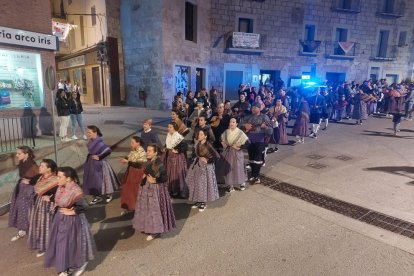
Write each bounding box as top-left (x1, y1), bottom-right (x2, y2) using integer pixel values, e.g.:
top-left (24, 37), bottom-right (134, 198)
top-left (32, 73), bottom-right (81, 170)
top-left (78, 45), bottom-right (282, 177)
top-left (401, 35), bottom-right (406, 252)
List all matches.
top-left (7, 79), bottom-right (413, 275)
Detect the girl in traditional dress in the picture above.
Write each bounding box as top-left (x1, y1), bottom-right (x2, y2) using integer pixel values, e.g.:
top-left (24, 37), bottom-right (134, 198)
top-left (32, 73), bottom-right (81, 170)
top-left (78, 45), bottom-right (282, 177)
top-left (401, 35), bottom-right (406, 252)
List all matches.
top-left (269, 99), bottom-right (289, 151)
top-left (292, 96), bottom-right (310, 145)
top-left (221, 118), bottom-right (249, 192)
top-left (83, 125), bottom-right (120, 204)
top-left (186, 129), bottom-right (220, 212)
top-left (133, 144), bottom-right (176, 241)
top-left (171, 109), bottom-right (190, 137)
top-left (27, 159), bottom-right (59, 258)
top-left (164, 122), bottom-right (188, 198)
top-left (9, 146), bottom-right (39, 242)
top-left (119, 136), bottom-right (147, 215)
top-left (44, 167), bottom-right (95, 276)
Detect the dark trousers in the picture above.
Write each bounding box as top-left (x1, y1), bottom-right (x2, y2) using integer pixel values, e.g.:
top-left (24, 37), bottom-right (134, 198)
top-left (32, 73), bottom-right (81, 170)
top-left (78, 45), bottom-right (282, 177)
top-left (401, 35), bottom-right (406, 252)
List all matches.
top-left (248, 142), bottom-right (265, 178)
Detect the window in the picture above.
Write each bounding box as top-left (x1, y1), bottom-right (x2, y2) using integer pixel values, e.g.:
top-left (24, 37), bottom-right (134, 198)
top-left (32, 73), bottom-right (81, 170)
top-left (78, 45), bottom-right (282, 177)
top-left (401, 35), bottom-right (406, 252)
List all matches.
top-left (238, 18), bottom-right (253, 33)
top-left (334, 28), bottom-right (348, 55)
top-left (341, 0), bottom-right (352, 9)
top-left (91, 6), bottom-right (96, 26)
top-left (377, 30), bottom-right (390, 57)
top-left (69, 21), bottom-right (76, 50)
top-left (185, 2), bottom-right (197, 42)
top-left (383, 0), bottom-right (395, 13)
top-left (398, 31), bottom-right (407, 47)
top-left (370, 67), bottom-right (380, 81)
top-left (304, 24), bottom-right (316, 41)
top-left (80, 16), bottom-right (85, 46)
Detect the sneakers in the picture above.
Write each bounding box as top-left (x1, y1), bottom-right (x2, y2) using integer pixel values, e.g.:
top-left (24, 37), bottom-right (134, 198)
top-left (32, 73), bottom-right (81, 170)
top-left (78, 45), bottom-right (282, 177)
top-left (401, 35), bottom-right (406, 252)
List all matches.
top-left (36, 251), bottom-right (45, 258)
top-left (240, 183), bottom-right (246, 191)
top-left (72, 262), bottom-right (88, 276)
top-left (146, 234), bottom-right (160, 241)
top-left (228, 187), bottom-right (235, 193)
top-left (246, 164), bottom-right (251, 170)
top-left (58, 272), bottom-right (69, 276)
top-left (191, 202), bottom-right (201, 209)
top-left (82, 135), bottom-right (88, 140)
top-left (71, 135), bottom-right (78, 140)
top-left (251, 177), bottom-right (260, 184)
top-left (90, 197), bottom-right (103, 205)
top-left (62, 137), bottom-right (72, 142)
top-left (11, 230), bottom-right (26, 242)
top-left (309, 132), bottom-right (317, 139)
top-left (106, 195), bottom-right (113, 203)
top-left (198, 203), bottom-right (207, 212)
top-left (248, 177), bottom-right (255, 182)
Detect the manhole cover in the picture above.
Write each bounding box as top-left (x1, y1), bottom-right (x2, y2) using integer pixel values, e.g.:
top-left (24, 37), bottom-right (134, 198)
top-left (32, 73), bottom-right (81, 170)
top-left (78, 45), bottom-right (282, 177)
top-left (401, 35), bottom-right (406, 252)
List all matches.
top-left (104, 120), bottom-right (124, 125)
top-left (305, 154), bottom-right (325, 160)
top-left (335, 155), bottom-right (353, 161)
top-left (306, 162), bottom-right (328, 169)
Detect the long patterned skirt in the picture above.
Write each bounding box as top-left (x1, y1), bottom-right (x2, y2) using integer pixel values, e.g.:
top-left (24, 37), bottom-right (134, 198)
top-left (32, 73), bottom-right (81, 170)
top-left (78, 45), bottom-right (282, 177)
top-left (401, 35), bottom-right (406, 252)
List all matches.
top-left (121, 166), bottom-right (144, 211)
top-left (165, 151), bottom-right (188, 198)
top-left (27, 197), bottom-right (53, 252)
top-left (271, 121), bottom-right (288, 145)
top-left (292, 117), bottom-right (309, 137)
top-left (133, 181), bottom-right (176, 234)
top-left (186, 159), bottom-right (219, 203)
top-left (8, 180), bottom-right (35, 231)
top-left (83, 159), bottom-right (120, 196)
top-left (222, 147), bottom-right (247, 188)
top-left (44, 210), bottom-right (95, 273)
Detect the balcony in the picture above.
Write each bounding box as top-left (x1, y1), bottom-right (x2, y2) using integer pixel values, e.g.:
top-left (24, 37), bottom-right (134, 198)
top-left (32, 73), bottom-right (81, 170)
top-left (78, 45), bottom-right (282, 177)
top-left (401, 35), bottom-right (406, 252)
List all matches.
top-left (331, 0), bottom-right (361, 13)
top-left (299, 40), bottom-right (321, 56)
top-left (376, 0), bottom-right (405, 18)
top-left (325, 41), bottom-right (357, 60)
top-left (225, 32), bottom-right (266, 54)
top-left (370, 45), bottom-right (398, 61)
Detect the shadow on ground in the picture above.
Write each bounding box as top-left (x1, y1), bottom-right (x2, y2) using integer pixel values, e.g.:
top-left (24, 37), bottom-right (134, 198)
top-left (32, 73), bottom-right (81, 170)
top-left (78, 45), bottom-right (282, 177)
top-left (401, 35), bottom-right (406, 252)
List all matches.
top-left (365, 166), bottom-right (414, 185)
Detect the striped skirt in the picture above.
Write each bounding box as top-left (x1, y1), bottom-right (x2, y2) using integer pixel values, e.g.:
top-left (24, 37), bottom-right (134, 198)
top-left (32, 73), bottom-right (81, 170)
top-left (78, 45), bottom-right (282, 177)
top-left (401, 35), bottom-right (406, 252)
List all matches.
top-left (44, 210), bottom-right (95, 273)
top-left (186, 159), bottom-right (219, 203)
top-left (8, 180), bottom-right (35, 231)
top-left (165, 151), bottom-right (188, 198)
top-left (133, 181), bottom-right (176, 234)
top-left (27, 197), bottom-right (53, 252)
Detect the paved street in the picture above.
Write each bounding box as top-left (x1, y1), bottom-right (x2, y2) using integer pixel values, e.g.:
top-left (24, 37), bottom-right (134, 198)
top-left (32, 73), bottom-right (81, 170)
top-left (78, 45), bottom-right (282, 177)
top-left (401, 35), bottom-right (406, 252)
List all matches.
top-left (1, 109), bottom-right (414, 275)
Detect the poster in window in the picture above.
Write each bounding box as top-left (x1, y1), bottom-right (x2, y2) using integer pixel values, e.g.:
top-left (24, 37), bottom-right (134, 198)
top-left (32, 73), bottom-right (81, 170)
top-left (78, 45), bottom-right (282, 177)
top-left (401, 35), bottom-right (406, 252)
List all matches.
top-left (175, 65), bottom-right (190, 94)
top-left (0, 48), bottom-right (45, 109)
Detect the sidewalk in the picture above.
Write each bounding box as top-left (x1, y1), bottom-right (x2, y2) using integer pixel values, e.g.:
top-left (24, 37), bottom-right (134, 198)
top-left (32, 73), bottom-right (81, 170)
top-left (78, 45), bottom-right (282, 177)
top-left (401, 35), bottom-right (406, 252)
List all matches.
top-left (0, 106), bottom-right (171, 205)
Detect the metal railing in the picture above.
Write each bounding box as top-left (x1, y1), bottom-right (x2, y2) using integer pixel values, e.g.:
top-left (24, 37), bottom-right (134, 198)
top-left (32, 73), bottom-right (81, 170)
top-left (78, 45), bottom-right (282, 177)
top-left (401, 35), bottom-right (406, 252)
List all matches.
top-left (325, 41), bottom-right (357, 57)
top-left (0, 116), bottom-right (35, 153)
top-left (331, 0), bottom-right (361, 12)
top-left (299, 40), bottom-right (322, 54)
top-left (370, 44), bottom-right (398, 60)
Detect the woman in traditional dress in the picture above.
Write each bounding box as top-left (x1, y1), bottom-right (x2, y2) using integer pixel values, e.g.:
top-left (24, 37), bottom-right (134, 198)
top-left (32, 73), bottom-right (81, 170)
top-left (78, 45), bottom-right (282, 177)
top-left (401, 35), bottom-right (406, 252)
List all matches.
top-left (133, 144), bottom-right (176, 241)
top-left (27, 159), bottom-right (59, 257)
top-left (9, 146), bottom-right (39, 242)
top-left (292, 96), bottom-right (310, 145)
top-left (186, 129), bottom-right (220, 212)
top-left (221, 118), bottom-right (249, 192)
top-left (352, 89), bottom-right (368, 125)
top-left (119, 136), bottom-right (147, 215)
top-left (83, 125), bottom-right (120, 204)
top-left (171, 109), bottom-right (190, 137)
top-left (269, 99), bottom-right (289, 151)
top-left (164, 122), bottom-right (188, 198)
top-left (44, 167), bottom-right (95, 276)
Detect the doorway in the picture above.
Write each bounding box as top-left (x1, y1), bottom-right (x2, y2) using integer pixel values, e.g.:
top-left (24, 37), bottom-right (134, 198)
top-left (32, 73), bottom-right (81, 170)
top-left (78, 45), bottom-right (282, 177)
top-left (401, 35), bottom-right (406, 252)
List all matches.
top-left (326, 72), bottom-right (346, 86)
top-left (92, 67), bottom-right (101, 104)
top-left (225, 71), bottom-right (243, 101)
top-left (260, 70), bottom-right (281, 90)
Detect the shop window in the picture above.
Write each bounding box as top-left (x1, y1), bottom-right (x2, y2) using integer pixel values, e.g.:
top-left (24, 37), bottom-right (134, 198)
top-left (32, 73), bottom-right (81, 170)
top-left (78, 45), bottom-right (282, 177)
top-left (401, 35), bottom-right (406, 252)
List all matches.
top-left (185, 2), bottom-right (197, 42)
top-left (0, 49), bottom-right (45, 108)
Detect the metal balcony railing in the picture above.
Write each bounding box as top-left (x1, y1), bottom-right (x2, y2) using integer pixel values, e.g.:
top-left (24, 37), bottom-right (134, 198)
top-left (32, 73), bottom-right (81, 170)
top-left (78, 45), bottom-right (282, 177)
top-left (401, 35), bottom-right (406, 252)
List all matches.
top-left (299, 40), bottom-right (321, 55)
top-left (325, 41), bottom-right (357, 58)
top-left (331, 0), bottom-right (361, 13)
top-left (377, 0), bottom-right (405, 17)
top-left (370, 44), bottom-right (398, 60)
top-left (0, 116), bottom-right (35, 153)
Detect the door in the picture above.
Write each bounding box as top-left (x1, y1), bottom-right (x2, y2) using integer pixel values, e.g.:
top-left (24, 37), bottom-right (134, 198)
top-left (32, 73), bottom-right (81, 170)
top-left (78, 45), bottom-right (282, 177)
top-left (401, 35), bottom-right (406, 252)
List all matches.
top-left (225, 71), bottom-right (243, 101)
top-left (385, 74), bottom-right (398, 84)
top-left (260, 70), bottom-right (281, 90)
top-left (326, 72), bottom-right (346, 86)
top-left (92, 67), bottom-right (101, 104)
top-left (196, 68), bottom-right (205, 93)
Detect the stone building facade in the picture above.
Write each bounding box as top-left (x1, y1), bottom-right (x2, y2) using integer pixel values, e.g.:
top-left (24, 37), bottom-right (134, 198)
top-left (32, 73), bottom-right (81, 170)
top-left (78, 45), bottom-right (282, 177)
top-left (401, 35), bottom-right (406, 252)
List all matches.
top-left (121, 0), bottom-right (414, 108)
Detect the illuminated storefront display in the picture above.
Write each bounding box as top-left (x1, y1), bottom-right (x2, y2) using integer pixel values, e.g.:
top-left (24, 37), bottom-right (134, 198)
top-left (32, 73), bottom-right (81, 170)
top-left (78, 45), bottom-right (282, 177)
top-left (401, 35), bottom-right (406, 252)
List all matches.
top-left (0, 49), bottom-right (44, 108)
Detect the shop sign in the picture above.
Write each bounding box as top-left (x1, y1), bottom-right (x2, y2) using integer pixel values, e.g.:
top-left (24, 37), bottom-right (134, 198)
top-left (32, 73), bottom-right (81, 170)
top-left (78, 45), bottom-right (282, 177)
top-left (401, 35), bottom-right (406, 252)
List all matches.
top-left (58, 55), bottom-right (86, 70)
top-left (232, 32), bottom-right (260, 48)
top-left (0, 26), bottom-right (58, 51)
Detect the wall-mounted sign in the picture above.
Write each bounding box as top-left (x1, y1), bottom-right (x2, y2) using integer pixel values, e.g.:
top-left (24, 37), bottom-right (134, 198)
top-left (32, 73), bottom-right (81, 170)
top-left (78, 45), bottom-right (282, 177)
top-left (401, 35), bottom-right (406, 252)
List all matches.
top-left (58, 55), bottom-right (86, 70)
top-left (232, 32), bottom-right (260, 49)
top-left (0, 26), bottom-right (58, 51)
top-left (0, 48), bottom-right (45, 109)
